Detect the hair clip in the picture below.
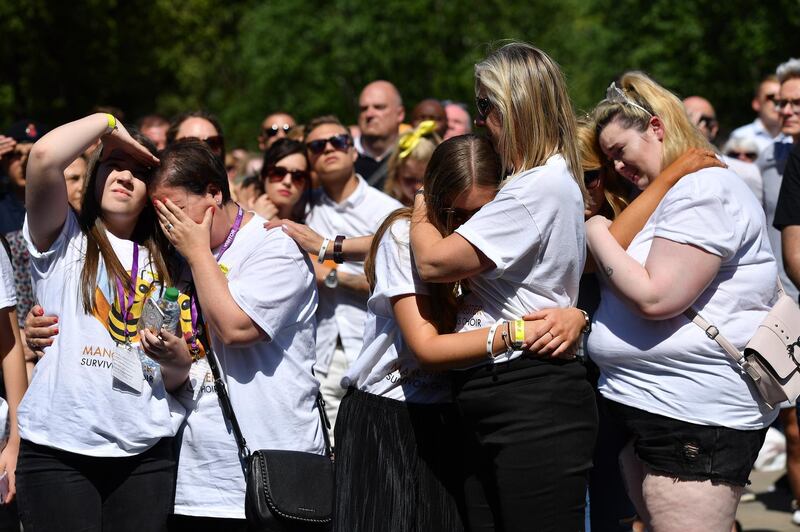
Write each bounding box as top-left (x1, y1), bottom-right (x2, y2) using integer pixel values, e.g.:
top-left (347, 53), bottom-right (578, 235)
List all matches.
top-left (605, 82), bottom-right (653, 117)
top-left (398, 120), bottom-right (437, 159)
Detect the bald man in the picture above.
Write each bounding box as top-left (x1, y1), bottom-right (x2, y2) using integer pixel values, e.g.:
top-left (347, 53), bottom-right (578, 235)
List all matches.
top-left (355, 80), bottom-right (405, 189)
top-left (683, 95), bottom-right (763, 203)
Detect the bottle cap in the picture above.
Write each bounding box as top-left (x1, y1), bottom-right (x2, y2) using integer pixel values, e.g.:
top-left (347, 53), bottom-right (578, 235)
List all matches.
top-left (164, 286), bottom-right (180, 302)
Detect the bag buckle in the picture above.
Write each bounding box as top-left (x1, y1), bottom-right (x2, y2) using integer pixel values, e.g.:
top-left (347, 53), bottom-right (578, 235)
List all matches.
top-left (704, 325), bottom-right (720, 340)
top-left (740, 359), bottom-right (761, 382)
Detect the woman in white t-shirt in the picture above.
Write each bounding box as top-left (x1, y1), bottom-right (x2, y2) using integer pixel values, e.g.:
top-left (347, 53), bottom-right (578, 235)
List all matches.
top-left (585, 72), bottom-right (779, 531)
top-left (147, 140), bottom-right (324, 531)
top-left (409, 43), bottom-right (597, 531)
top-left (18, 114), bottom-right (190, 531)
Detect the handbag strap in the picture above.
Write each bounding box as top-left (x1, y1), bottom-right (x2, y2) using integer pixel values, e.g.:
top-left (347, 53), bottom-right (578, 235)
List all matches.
top-left (682, 307), bottom-right (763, 382)
top-left (194, 302), bottom-right (333, 461)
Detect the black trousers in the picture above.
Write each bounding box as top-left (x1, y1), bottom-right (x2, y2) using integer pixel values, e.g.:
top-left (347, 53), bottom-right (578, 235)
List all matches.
top-left (16, 438), bottom-right (176, 532)
top-left (453, 357), bottom-right (598, 532)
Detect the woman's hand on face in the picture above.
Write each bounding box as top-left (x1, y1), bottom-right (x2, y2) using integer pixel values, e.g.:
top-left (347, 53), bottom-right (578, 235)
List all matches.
top-left (522, 307), bottom-right (585, 359)
top-left (155, 198), bottom-right (214, 261)
top-left (100, 120), bottom-right (160, 168)
top-left (23, 305), bottom-right (58, 358)
top-left (139, 328), bottom-right (192, 370)
top-left (251, 194), bottom-right (279, 221)
top-left (654, 147), bottom-right (725, 186)
top-left (264, 219), bottom-right (324, 256)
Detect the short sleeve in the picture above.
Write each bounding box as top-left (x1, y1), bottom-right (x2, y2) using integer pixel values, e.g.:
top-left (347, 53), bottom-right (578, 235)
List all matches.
top-left (228, 232), bottom-right (316, 340)
top-left (455, 191), bottom-right (542, 280)
top-left (371, 221), bottom-right (428, 312)
top-left (774, 144), bottom-right (800, 230)
top-left (0, 245), bottom-right (15, 308)
top-left (22, 209), bottom-right (81, 279)
top-left (652, 177), bottom-right (739, 260)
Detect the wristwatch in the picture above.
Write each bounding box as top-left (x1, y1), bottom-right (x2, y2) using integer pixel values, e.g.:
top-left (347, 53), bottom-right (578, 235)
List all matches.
top-left (324, 269), bottom-right (339, 289)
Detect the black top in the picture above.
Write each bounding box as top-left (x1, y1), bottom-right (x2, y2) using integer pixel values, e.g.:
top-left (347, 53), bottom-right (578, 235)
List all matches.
top-left (775, 143), bottom-right (800, 230)
top-left (355, 153), bottom-right (390, 191)
top-left (0, 192), bottom-right (25, 235)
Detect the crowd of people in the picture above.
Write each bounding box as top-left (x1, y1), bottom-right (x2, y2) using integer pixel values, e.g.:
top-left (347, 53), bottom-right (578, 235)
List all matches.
top-left (1, 41), bottom-right (800, 532)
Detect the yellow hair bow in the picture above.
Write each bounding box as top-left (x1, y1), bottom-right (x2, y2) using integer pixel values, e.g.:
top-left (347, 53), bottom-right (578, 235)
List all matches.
top-left (398, 120), bottom-right (437, 159)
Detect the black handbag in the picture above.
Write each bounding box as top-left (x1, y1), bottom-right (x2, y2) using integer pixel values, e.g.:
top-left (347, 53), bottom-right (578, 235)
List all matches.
top-left (199, 314), bottom-right (334, 532)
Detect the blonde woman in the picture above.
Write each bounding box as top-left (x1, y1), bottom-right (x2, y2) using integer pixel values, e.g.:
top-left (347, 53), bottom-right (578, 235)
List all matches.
top-left (383, 120), bottom-right (441, 205)
top-left (586, 72), bottom-right (778, 531)
top-left (410, 42), bottom-right (596, 531)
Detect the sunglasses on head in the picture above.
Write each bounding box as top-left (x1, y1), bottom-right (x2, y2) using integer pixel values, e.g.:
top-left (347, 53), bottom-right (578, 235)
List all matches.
top-left (475, 96), bottom-right (492, 122)
top-left (264, 165), bottom-right (310, 185)
top-left (264, 124), bottom-right (292, 138)
top-left (584, 169), bottom-right (602, 189)
top-left (306, 133), bottom-right (352, 155)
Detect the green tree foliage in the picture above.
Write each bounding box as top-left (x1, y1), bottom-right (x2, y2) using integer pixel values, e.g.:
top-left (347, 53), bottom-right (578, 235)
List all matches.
top-left (0, 0), bottom-right (799, 148)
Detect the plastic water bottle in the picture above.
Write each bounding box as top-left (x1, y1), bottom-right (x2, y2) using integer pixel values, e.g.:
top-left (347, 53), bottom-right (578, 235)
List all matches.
top-left (139, 287), bottom-right (181, 375)
top-left (159, 287), bottom-right (181, 336)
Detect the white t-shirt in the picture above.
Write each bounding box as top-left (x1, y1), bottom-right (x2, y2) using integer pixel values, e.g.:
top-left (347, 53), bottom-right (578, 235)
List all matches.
top-left (455, 154), bottom-right (586, 364)
top-left (588, 167), bottom-right (779, 430)
top-left (341, 219), bottom-right (450, 403)
top-left (305, 175), bottom-right (402, 373)
top-left (19, 211), bottom-right (185, 457)
top-left (0, 246), bottom-right (14, 441)
top-left (0, 246), bottom-right (15, 309)
top-left (173, 214), bottom-right (325, 519)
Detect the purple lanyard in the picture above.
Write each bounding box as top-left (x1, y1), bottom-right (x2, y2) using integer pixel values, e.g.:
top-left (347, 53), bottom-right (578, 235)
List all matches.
top-left (115, 243), bottom-right (139, 344)
top-left (189, 206), bottom-right (244, 350)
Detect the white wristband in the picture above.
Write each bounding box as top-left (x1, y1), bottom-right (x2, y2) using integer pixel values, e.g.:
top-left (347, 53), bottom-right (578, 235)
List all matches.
top-left (317, 237), bottom-right (331, 264)
top-left (486, 320), bottom-right (504, 359)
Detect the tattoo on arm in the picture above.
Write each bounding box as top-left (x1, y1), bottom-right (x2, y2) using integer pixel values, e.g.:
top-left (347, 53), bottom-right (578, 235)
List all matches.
top-left (604, 266), bottom-right (614, 278)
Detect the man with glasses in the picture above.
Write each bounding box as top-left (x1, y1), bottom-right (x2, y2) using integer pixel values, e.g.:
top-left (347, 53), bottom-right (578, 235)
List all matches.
top-left (731, 74), bottom-right (788, 155)
top-left (682, 95), bottom-right (762, 202)
top-left (303, 115), bottom-right (402, 436)
top-left (355, 80), bottom-right (405, 190)
top-left (258, 111), bottom-right (296, 151)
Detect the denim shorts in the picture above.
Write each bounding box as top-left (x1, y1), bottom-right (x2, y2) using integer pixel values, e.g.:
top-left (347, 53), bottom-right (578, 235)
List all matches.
top-left (604, 398), bottom-right (767, 486)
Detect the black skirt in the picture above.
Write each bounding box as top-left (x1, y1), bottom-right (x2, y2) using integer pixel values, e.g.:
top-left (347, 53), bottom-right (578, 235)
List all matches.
top-left (333, 388), bottom-right (465, 532)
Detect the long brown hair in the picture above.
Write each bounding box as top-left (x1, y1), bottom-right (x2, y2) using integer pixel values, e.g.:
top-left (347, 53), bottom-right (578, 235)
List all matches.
top-left (78, 132), bottom-right (171, 314)
top-left (365, 134), bottom-right (502, 334)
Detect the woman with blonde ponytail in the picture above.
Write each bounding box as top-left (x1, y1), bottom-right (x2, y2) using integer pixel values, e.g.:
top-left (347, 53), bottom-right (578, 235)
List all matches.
top-left (586, 72), bottom-right (779, 531)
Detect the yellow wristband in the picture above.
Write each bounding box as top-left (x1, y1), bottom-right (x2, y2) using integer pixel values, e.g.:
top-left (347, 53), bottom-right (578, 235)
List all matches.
top-left (105, 113), bottom-right (117, 134)
top-left (512, 319), bottom-right (525, 347)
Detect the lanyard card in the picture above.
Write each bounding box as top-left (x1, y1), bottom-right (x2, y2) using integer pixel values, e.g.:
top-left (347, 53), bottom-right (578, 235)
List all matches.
top-left (112, 343), bottom-right (144, 395)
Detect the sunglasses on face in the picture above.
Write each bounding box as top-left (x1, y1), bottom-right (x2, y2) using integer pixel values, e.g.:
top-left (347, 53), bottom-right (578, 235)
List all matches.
top-left (444, 206), bottom-right (479, 233)
top-left (697, 115), bottom-right (717, 128)
top-left (264, 165), bottom-right (310, 185)
top-left (264, 124), bottom-right (291, 138)
top-left (765, 93), bottom-right (778, 104)
top-left (182, 135), bottom-right (224, 154)
top-left (584, 169), bottom-right (602, 189)
top-left (306, 134), bottom-right (352, 155)
top-left (475, 97), bottom-right (492, 122)
top-left (775, 98), bottom-right (800, 114)
top-left (726, 151), bottom-right (758, 161)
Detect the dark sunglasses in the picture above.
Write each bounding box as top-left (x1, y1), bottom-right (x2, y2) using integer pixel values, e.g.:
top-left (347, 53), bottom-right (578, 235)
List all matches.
top-left (765, 93), bottom-right (778, 104)
top-left (182, 135), bottom-right (224, 154)
top-left (306, 134), bottom-right (352, 155)
top-left (264, 124), bottom-right (291, 138)
top-left (697, 115), bottom-right (717, 128)
top-left (775, 98), bottom-right (800, 114)
top-left (726, 151), bottom-right (758, 160)
top-left (444, 206), bottom-right (479, 232)
top-left (264, 165), bottom-right (310, 185)
top-left (475, 97), bottom-right (492, 122)
top-left (584, 169), bottom-right (602, 189)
